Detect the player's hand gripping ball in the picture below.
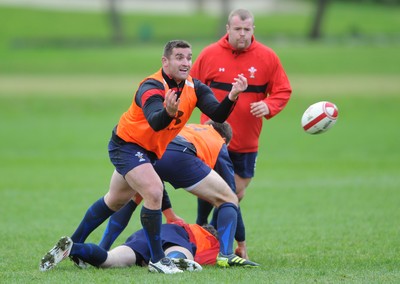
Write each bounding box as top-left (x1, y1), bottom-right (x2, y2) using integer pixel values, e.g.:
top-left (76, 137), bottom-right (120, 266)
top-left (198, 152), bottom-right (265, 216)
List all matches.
top-left (301, 101), bottom-right (339, 134)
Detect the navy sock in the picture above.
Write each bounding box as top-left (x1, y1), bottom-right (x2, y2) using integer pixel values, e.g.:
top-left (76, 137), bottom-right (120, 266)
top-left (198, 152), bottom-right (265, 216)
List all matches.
top-left (166, 251), bottom-right (187, 259)
top-left (196, 198), bottom-right (214, 225)
top-left (70, 243), bottom-right (108, 267)
top-left (98, 199), bottom-right (137, 250)
top-left (71, 197), bottom-right (114, 243)
top-left (140, 206), bottom-right (164, 263)
top-left (235, 207), bottom-right (246, 242)
top-left (216, 202), bottom-right (238, 255)
top-left (211, 205), bottom-right (245, 243)
top-left (210, 207), bottom-right (218, 228)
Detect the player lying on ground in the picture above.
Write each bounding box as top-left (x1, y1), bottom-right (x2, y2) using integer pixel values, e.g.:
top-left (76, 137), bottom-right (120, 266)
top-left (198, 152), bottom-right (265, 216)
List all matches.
top-left (40, 220), bottom-right (222, 272)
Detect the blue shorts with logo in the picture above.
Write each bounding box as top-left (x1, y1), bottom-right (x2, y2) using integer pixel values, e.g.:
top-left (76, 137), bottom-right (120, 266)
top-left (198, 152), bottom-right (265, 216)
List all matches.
top-left (124, 224), bottom-right (196, 265)
top-left (108, 128), bottom-right (157, 177)
top-left (154, 139), bottom-right (211, 189)
top-left (228, 151), bottom-right (258, 178)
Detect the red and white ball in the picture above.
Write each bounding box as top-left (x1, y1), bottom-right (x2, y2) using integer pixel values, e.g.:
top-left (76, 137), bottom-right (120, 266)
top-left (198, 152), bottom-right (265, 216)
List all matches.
top-left (301, 101), bottom-right (339, 134)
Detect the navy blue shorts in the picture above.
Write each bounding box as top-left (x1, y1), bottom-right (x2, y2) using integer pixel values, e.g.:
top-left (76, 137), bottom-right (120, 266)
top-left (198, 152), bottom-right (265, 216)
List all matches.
top-left (108, 129), bottom-right (157, 177)
top-left (154, 142), bottom-right (211, 190)
top-left (228, 151), bottom-right (258, 178)
top-left (124, 224), bottom-right (196, 265)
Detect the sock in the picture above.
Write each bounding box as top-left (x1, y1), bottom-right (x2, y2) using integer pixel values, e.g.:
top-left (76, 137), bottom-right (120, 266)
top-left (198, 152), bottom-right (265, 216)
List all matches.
top-left (166, 251), bottom-right (187, 259)
top-left (216, 202), bottom-right (238, 256)
top-left (70, 243), bottom-right (108, 267)
top-left (196, 198), bottom-right (214, 225)
top-left (210, 207), bottom-right (218, 228)
top-left (98, 199), bottom-right (138, 250)
top-left (161, 188), bottom-right (172, 211)
top-left (71, 197), bottom-right (114, 243)
top-left (235, 207), bottom-right (246, 242)
top-left (211, 205), bottom-right (245, 243)
top-left (140, 206), bottom-right (164, 263)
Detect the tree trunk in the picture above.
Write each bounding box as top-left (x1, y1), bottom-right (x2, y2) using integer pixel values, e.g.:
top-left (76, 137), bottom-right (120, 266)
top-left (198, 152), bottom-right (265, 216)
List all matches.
top-left (219, 0), bottom-right (230, 37)
top-left (309, 0), bottom-right (329, 40)
top-left (108, 0), bottom-right (124, 44)
top-left (195, 0), bottom-right (206, 13)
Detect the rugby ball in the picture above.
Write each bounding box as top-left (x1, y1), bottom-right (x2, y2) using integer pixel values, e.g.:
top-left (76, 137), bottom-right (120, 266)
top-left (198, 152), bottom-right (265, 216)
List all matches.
top-left (301, 101), bottom-right (338, 134)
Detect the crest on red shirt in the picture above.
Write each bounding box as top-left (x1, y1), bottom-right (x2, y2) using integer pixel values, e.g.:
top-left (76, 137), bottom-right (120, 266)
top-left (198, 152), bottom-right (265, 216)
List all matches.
top-left (248, 66), bottom-right (257, 78)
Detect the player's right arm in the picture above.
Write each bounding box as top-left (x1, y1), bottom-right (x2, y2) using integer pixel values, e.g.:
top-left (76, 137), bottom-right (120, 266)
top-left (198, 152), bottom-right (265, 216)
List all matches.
top-left (135, 79), bottom-right (176, 131)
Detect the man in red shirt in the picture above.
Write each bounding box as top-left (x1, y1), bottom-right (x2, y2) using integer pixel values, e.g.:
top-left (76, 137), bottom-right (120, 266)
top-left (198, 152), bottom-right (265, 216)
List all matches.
top-left (191, 9), bottom-right (292, 258)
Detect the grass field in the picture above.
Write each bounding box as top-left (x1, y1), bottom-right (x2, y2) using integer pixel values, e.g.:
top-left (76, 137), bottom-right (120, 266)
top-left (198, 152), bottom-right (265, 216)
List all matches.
top-left (1, 2), bottom-right (400, 283)
top-left (1, 87), bottom-right (399, 284)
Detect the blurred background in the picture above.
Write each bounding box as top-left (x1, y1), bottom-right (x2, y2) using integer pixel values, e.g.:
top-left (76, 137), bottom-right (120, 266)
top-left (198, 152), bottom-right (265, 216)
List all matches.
top-left (0, 1), bottom-right (398, 74)
top-left (0, 0), bottom-right (399, 94)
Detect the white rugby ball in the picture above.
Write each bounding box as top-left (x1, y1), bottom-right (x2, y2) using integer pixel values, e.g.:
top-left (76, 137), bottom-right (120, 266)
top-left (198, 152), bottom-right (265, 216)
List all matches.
top-left (301, 101), bottom-right (339, 134)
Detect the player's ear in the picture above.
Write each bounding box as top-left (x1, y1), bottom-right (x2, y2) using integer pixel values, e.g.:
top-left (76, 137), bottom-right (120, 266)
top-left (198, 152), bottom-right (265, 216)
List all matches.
top-left (161, 56), bottom-right (168, 68)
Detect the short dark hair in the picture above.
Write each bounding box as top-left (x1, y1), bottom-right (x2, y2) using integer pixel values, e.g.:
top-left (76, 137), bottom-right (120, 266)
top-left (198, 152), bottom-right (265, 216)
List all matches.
top-left (202, 224), bottom-right (218, 240)
top-left (227, 9), bottom-right (254, 25)
top-left (163, 40), bottom-right (191, 58)
top-left (205, 120), bottom-right (233, 145)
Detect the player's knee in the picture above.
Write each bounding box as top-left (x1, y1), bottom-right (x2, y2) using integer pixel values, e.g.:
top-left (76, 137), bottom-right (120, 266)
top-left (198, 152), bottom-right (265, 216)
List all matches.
top-left (216, 190), bottom-right (238, 207)
top-left (217, 201), bottom-right (238, 212)
top-left (104, 193), bottom-right (130, 211)
top-left (237, 189), bottom-right (245, 201)
top-left (145, 187), bottom-right (163, 203)
top-left (229, 192), bottom-right (239, 205)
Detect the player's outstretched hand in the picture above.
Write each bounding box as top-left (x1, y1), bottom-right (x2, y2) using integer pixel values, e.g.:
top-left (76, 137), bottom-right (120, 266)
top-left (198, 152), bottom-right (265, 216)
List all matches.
top-left (229, 74), bottom-right (248, 101)
top-left (165, 89), bottom-right (180, 117)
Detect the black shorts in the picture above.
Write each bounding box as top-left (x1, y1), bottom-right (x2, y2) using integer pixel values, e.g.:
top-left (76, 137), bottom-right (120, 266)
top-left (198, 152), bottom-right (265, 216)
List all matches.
top-left (228, 151), bottom-right (258, 178)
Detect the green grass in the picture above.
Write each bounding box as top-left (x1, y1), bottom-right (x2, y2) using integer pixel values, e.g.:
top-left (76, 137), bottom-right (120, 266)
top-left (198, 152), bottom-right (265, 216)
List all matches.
top-left (1, 92), bottom-right (399, 283)
top-left (1, 43), bottom-right (399, 76)
top-left (1, 2), bottom-right (400, 283)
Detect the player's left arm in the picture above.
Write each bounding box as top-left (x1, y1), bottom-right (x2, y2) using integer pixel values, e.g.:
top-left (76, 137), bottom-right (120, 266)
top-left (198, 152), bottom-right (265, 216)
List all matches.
top-left (263, 62), bottom-right (292, 119)
top-left (251, 61), bottom-right (292, 119)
